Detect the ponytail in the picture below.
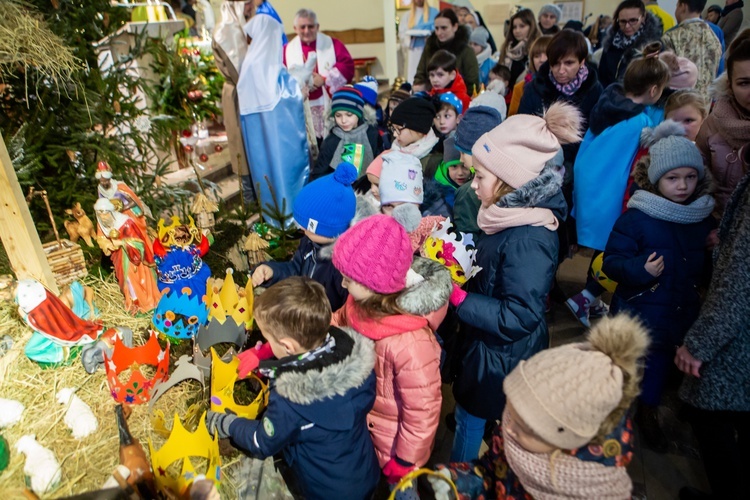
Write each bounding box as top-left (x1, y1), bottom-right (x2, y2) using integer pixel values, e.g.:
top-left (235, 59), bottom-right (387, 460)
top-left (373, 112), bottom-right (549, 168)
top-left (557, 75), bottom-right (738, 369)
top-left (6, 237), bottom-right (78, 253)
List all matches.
top-left (623, 42), bottom-right (670, 97)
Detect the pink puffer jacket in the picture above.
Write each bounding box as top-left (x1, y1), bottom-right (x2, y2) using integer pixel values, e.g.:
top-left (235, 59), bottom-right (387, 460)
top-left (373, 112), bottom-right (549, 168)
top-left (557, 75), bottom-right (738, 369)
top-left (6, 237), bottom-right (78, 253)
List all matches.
top-left (331, 257), bottom-right (451, 467)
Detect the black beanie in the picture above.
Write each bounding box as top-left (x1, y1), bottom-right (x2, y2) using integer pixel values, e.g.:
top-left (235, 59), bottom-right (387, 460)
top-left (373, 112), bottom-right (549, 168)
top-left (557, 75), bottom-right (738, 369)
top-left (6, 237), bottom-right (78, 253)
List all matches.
top-left (390, 97), bottom-right (436, 135)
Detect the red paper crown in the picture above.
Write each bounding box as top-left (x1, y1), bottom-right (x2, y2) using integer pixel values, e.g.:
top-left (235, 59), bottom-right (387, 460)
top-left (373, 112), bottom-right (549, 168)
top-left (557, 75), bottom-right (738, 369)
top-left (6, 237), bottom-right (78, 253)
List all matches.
top-left (104, 331), bottom-right (170, 405)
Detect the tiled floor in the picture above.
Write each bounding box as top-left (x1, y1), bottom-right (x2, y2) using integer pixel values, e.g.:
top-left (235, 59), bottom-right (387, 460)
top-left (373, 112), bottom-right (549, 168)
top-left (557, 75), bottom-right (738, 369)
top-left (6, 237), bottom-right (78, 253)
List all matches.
top-left (428, 254), bottom-right (710, 500)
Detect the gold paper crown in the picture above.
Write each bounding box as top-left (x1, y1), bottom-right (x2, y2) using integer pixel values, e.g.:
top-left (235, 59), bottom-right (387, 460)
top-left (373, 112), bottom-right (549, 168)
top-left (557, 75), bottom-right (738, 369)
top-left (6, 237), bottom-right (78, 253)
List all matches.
top-left (157, 215), bottom-right (200, 247)
top-left (209, 348), bottom-right (268, 419)
top-left (205, 269), bottom-right (253, 328)
top-left (148, 412), bottom-right (221, 497)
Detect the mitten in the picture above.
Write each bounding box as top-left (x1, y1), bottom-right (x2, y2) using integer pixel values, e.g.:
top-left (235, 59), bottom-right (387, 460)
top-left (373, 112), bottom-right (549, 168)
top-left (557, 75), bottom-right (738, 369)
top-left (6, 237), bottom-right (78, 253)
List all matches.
top-left (205, 411), bottom-right (237, 440)
top-left (382, 456), bottom-right (415, 484)
top-left (238, 342), bottom-right (275, 379)
top-left (449, 283), bottom-right (468, 307)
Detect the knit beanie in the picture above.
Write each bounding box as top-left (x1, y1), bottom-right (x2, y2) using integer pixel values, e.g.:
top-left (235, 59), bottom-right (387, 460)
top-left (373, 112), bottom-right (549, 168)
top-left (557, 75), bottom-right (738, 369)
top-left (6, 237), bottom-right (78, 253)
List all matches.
top-left (504, 315), bottom-right (650, 450)
top-left (472, 101), bottom-right (582, 188)
top-left (470, 26), bottom-right (490, 48)
top-left (539, 3), bottom-right (562, 21)
top-left (469, 80), bottom-right (508, 120)
top-left (455, 105), bottom-right (503, 154)
top-left (390, 97), bottom-right (436, 134)
top-left (378, 151), bottom-right (425, 205)
top-left (331, 86), bottom-right (365, 119)
top-left (648, 135), bottom-right (705, 184)
top-left (354, 75), bottom-right (379, 107)
top-left (332, 214), bottom-right (413, 294)
top-left (389, 89), bottom-right (411, 106)
top-left (293, 162), bottom-right (358, 238)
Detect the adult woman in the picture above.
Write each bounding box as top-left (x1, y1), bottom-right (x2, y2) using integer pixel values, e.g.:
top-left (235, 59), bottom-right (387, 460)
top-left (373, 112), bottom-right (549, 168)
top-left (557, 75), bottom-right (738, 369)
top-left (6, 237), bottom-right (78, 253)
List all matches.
top-left (696, 29), bottom-right (750, 217)
top-left (508, 35), bottom-right (552, 116)
top-left (538, 4), bottom-right (562, 35)
top-left (414, 8), bottom-right (480, 94)
top-left (398, 0), bottom-right (438, 84)
top-left (599, 0), bottom-right (663, 88)
top-left (499, 9), bottom-right (541, 85)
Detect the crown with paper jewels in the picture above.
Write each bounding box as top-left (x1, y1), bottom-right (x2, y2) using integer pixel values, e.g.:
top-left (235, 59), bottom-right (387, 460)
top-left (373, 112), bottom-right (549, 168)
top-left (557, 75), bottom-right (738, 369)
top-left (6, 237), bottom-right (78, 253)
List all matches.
top-left (192, 342), bottom-right (237, 379)
top-left (104, 331), bottom-right (170, 405)
top-left (210, 348), bottom-right (268, 419)
top-left (148, 412), bottom-right (221, 497)
top-left (422, 218), bottom-right (482, 285)
top-left (158, 215), bottom-right (201, 248)
top-left (195, 269), bottom-right (253, 352)
top-left (153, 290), bottom-right (208, 340)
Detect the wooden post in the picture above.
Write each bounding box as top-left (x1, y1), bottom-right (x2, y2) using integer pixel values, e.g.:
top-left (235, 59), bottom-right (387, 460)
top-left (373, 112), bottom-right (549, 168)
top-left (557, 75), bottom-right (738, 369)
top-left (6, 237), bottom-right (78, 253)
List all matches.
top-left (0, 131), bottom-right (59, 294)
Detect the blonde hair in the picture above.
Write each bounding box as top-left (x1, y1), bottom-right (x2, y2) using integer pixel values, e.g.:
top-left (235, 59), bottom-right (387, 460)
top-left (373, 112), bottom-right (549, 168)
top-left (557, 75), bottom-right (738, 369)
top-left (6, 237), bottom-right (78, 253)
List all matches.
top-left (354, 291), bottom-right (406, 319)
top-left (528, 35), bottom-right (553, 74)
top-left (665, 90), bottom-right (709, 120)
top-left (409, 0), bottom-right (431, 28)
top-left (490, 182), bottom-right (516, 204)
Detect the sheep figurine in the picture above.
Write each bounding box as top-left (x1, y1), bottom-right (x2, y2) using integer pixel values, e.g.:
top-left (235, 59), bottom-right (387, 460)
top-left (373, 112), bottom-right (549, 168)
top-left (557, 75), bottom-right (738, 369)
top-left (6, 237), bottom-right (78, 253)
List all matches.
top-left (15, 435), bottom-right (62, 495)
top-left (56, 388), bottom-right (97, 439)
top-left (0, 398), bottom-right (24, 428)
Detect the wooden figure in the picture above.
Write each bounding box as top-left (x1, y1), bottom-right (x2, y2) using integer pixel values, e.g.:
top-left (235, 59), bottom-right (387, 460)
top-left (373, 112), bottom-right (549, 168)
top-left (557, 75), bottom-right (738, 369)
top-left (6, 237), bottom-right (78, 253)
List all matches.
top-left (115, 404), bottom-right (157, 498)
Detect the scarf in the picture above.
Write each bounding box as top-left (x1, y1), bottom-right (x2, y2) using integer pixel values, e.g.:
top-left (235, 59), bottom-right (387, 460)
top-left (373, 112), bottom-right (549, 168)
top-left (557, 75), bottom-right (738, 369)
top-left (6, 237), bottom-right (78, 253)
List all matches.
top-left (627, 191), bottom-right (715, 224)
top-left (330, 123), bottom-right (374, 170)
top-left (722, 0), bottom-right (744, 16)
top-left (257, 331), bottom-right (345, 379)
top-left (503, 40), bottom-right (527, 67)
top-left (550, 64), bottom-right (589, 96)
top-left (710, 97), bottom-right (750, 150)
top-left (611, 22), bottom-right (646, 49)
top-left (393, 128), bottom-right (439, 159)
top-left (477, 204), bottom-right (558, 235)
top-left (476, 45), bottom-right (492, 67)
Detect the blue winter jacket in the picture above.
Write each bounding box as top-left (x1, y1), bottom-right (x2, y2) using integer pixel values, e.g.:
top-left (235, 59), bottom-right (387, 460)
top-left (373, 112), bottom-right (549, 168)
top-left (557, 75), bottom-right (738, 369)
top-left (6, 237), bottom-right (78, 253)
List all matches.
top-left (452, 167), bottom-right (564, 420)
top-left (228, 327), bottom-right (379, 500)
top-left (265, 236), bottom-right (348, 311)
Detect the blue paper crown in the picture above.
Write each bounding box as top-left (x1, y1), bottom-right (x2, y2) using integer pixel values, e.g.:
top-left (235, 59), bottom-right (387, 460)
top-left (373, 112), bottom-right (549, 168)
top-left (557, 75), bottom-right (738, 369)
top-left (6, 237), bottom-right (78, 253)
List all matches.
top-left (152, 291), bottom-right (209, 340)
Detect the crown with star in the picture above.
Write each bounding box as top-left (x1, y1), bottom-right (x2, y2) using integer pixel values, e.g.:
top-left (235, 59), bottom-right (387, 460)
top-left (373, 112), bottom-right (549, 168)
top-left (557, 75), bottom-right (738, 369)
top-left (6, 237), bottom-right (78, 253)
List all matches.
top-left (209, 348), bottom-right (268, 419)
top-left (422, 217), bottom-right (482, 284)
top-left (104, 331), bottom-right (170, 405)
top-left (148, 412), bottom-right (221, 496)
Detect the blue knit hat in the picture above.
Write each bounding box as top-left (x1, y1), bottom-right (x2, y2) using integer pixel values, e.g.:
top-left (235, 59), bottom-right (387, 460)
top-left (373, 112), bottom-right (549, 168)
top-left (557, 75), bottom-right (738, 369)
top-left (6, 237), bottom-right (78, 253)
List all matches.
top-left (438, 92), bottom-right (463, 115)
top-left (331, 87), bottom-right (364, 119)
top-left (455, 105), bottom-right (503, 154)
top-left (354, 76), bottom-right (379, 107)
top-left (293, 163), bottom-right (358, 238)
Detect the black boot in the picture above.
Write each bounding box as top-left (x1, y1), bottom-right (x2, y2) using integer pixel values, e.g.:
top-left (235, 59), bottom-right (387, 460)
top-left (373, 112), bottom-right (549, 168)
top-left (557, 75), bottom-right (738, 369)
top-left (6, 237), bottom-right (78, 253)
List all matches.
top-left (636, 404), bottom-right (669, 453)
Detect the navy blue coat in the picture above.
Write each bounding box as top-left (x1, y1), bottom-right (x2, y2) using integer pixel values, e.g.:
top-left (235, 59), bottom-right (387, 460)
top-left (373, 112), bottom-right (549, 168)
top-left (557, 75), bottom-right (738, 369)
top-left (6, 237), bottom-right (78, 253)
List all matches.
top-left (229, 328), bottom-right (379, 500)
top-left (265, 236), bottom-right (348, 311)
top-left (603, 206), bottom-right (713, 347)
top-left (452, 186), bottom-right (564, 420)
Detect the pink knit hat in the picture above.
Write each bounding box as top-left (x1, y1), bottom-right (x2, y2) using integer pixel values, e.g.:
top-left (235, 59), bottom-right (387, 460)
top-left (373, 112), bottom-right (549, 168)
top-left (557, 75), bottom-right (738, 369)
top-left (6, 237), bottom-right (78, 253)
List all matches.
top-left (660, 51), bottom-right (699, 90)
top-left (471, 102), bottom-right (583, 189)
top-left (332, 214), bottom-right (414, 294)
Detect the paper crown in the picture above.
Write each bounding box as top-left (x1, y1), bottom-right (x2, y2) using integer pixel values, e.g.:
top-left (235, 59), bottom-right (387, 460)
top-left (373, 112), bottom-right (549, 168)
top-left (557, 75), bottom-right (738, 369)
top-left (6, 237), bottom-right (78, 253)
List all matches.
top-left (422, 218), bottom-right (482, 284)
top-left (210, 348), bottom-right (268, 419)
top-left (104, 331), bottom-right (170, 405)
top-left (157, 215), bottom-right (200, 247)
top-left (192, 342), bottom-right (237, 379)
top-left (195, 269), bottom-right (253, 351)
top-left (153, 291), bottom-right (208, 339)
top-left (148, 412), bottom-right (221, 496)
top-left (149, 354), bottom-right (205, 410)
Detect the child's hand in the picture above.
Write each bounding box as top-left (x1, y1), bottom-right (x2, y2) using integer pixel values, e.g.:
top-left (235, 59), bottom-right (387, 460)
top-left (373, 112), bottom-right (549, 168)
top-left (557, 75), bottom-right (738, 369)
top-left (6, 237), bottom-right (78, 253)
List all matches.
top-left (644, 252), bottom-right (664, 277)
top-left (674, 345), bottom-right (702, 378)
top-left (251, 265), bottom-right (273, 286)
top-left (382, 457), bottom-right (415, 484)
top-left (205, 411), bottom-right (237, 440)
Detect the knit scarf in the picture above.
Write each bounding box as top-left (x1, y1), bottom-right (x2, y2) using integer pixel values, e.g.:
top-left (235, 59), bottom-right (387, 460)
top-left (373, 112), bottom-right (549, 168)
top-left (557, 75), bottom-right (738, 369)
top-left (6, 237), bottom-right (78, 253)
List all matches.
top-left (503, 40), bottom-right (527, 67)
top-left (330, 123), bottom-right (374, 170)
top-left (550, 64), bottom-right (589, 96)
top-left (257, 331), bottom-right (342, 379)
top-left (477, 204), bottom-right (558, 235)
top-left (709, 97), bottom-right (750, 150)
top-left (611, 23), bottom-right (646, 49)
top-left (393, 128), bottom-right (439, 159)
top-left (627, 190), bottom-right (715, 224)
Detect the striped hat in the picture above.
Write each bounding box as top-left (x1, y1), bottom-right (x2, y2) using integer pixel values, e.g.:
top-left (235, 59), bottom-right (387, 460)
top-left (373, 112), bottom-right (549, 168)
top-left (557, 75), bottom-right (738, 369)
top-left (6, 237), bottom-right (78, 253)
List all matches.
top-left (331, 86), bottom-right (365, 119)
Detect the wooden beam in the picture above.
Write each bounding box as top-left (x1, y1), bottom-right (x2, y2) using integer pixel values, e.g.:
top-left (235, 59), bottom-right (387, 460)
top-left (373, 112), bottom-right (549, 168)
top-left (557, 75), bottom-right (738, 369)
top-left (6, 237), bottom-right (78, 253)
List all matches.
top-left (0, 131), bottom-right (59, 294)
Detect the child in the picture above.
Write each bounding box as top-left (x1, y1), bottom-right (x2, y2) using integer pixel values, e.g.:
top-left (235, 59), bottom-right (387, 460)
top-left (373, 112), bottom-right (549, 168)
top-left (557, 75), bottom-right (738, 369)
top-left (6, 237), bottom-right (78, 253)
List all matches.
top-left (427, 50), bottom-right (471, 111)
top-left (448, 101), bottom-right (582, 462)
top-left (354, 75), bottom-right (384, 131)
top-left (603, 133), bottom-right (715, 452)
top-left (469, 26), bottom-right (494, 87)
top-left (433, 142), bottom-right (473, 210)
top-left (310, 87), bottom-right (382, 181)
top-left (432, 315), bottom-right (649, 499)
top-left (508, 35), bottom-right (552, 116)
top-left (434, 92), bottom-right (462, 138)
top-left (251, 162), bottom-right (357, 312)
top-left (488, 63), bottom-right (512, 106)
top-left (664, 90), bottom-right (708, 142)
top-left (331, 214), bottom-right (448, 489)
top-left (499, 8), bottom-right (541, 85)
top-left (568, 42), bottom-right (670, 327)
top-left (205, 277), bottom-right (379, 500)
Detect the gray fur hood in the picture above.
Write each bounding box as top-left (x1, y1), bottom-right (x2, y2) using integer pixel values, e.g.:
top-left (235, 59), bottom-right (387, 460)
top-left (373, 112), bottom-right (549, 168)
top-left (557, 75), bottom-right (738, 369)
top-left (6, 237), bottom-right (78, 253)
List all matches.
top-left (274, 326), bottom-right (375, 406)
top-left (397, 256), bottom-right (452, 316)
top-left (496, 164), bottom-right (567, 218)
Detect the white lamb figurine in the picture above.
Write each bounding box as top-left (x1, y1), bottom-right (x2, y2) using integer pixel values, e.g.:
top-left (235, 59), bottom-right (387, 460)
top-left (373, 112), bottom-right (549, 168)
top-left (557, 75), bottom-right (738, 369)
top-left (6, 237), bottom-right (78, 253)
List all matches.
top-left (0, 397), bottom-right (24, 427)
top-left (56, 387), bottom-right (97, 439)
top-left (15, 435), bottom-right (62, 495)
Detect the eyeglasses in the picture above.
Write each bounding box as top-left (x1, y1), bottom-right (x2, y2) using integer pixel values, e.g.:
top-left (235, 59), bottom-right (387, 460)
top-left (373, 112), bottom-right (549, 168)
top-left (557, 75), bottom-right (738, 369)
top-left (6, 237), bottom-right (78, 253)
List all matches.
top-left (389, 124), bottom-right (405, 136)
top-left (617, 16), bottom-right (641, 27)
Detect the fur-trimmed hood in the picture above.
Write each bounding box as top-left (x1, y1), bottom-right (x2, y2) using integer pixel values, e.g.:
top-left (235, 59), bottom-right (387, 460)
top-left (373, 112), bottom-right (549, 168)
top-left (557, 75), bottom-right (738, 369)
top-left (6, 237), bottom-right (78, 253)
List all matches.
top-left (602, 12), bottom-right (663, 52)
top-left (632, 152), bottom-right (714, 199)
top-left (424, 22), bottom-right (471, 54)
top-left (709, 71), bottom-right (732, 102)
top-left (274, 326), bottom-right (375, 410)
top-left (397, 256), bottom-right (452, 317)
top-left (497, 164), bottom-right (568, 221)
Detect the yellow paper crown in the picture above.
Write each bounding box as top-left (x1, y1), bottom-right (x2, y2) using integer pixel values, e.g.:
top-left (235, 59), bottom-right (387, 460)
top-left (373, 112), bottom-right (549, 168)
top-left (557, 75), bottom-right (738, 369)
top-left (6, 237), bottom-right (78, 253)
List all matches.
top-left (157, 215), bottom-right (199, 247)
top-left (148, 412), bottom-right (221, 497)
top-left (209, 348), bottom-right (268, 419)
top-left (204, 269), bottom-right (253, 328)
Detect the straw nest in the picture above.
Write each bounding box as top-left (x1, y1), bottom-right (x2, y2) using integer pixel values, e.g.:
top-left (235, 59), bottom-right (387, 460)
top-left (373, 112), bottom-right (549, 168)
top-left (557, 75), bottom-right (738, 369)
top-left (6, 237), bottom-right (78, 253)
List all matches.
top-left (0, 273), bottom-right (247, 498)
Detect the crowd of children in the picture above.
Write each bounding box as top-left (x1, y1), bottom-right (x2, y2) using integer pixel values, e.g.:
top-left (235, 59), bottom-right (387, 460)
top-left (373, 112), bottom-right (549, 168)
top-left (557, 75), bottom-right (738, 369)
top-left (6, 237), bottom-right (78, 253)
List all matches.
top-left (203, 2), bottom-right (750, 499)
